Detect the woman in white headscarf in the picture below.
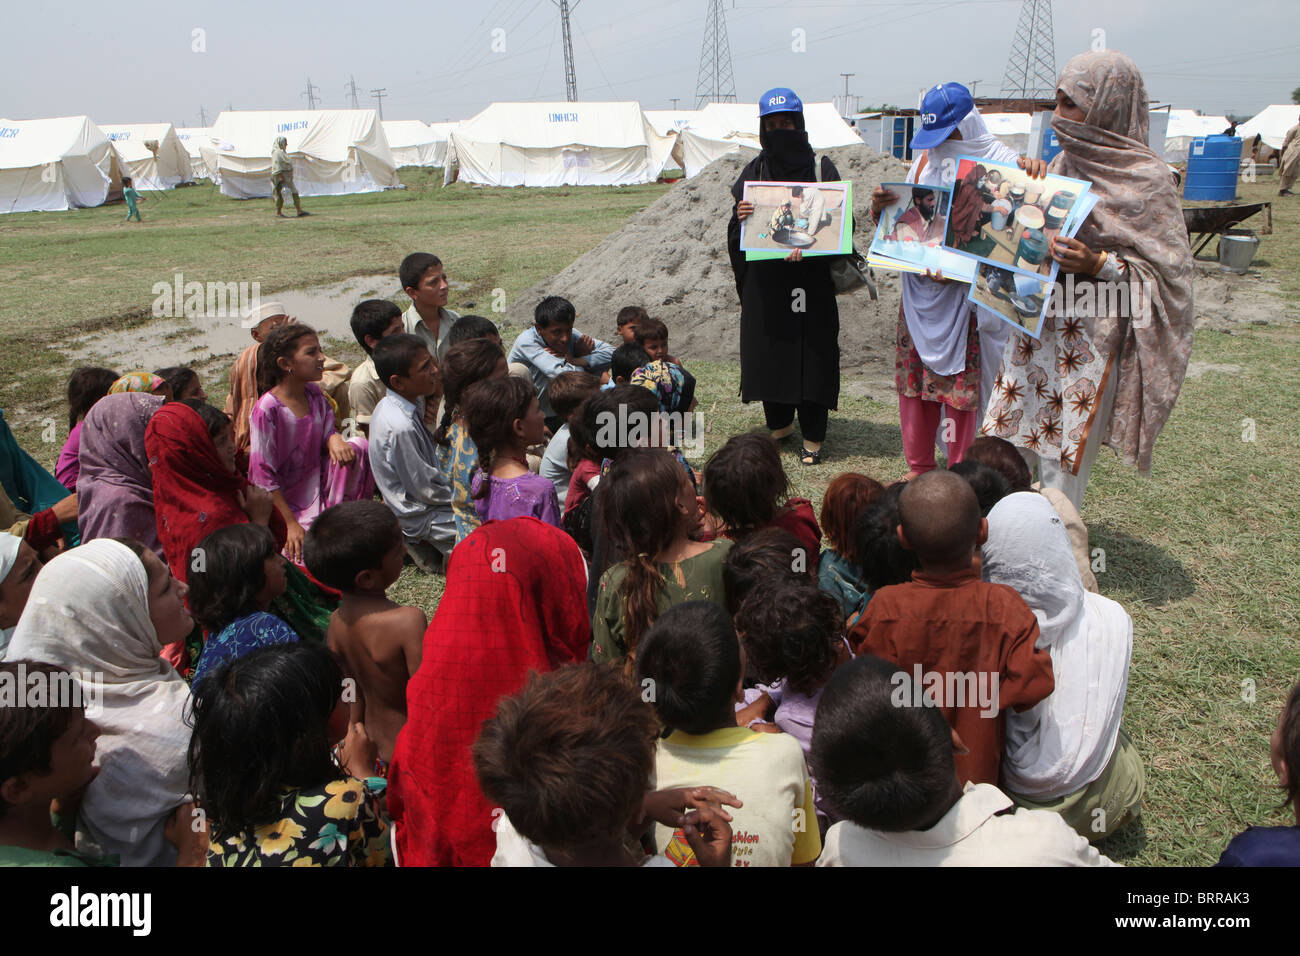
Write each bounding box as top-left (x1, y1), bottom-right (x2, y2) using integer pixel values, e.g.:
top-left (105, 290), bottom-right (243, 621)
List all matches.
top-left (982, 492), bottom-right (1144, 839)
top-left (871, 83), bottom-right (1042, 478)
top-left (4, 538), bottom-right (194, 865)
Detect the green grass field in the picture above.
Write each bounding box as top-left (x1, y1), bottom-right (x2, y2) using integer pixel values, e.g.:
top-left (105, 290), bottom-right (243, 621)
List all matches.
top-left (3, 168), bottom-right (1297, 866)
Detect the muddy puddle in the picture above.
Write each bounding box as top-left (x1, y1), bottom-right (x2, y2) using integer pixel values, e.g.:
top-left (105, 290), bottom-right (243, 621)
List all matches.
top-left (61, 274), bottom-right (472, 371)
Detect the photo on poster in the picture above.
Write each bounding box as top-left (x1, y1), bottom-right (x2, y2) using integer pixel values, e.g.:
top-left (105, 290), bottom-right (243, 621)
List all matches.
top-left (740, 180), bottom-right (852, 257)
top-left (968, 261), bottom-right (1055, 339)
top-left (943, 156), bottom-right (1091, 280)
top-left (869, 182), bottom-right (952, 273)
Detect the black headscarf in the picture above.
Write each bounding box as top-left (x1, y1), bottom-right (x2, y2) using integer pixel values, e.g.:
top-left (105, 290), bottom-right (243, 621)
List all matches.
top-left (758, 110), bottom-right (816, 181)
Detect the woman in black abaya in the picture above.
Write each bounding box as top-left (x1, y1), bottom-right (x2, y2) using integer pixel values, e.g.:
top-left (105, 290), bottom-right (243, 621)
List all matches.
top-left (727, 87), bottom-right (841, 466)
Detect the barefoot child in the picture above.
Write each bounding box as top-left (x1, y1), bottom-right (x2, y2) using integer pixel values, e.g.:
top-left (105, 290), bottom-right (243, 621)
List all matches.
top-left (250, 323), bottom-right (374, 564)
top-left (305, 501), bottom-right (426, 770)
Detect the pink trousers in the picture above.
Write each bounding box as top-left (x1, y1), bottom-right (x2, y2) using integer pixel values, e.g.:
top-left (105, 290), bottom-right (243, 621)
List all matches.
top-left (899, 395), bottom-right (977, 474)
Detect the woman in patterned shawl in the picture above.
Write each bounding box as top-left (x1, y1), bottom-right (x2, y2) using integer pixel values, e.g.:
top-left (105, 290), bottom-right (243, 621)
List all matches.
top-left (982, 51), bottom-right (1194, 510)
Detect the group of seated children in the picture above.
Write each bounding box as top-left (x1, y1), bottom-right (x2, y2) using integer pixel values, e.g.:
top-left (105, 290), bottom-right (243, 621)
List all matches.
top-left (0, 255), bottom-right (1295, 869)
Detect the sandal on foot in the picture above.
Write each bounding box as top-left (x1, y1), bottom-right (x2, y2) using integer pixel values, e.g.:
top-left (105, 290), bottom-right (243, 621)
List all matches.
top-left (800, 447), bottom-right (821, 466)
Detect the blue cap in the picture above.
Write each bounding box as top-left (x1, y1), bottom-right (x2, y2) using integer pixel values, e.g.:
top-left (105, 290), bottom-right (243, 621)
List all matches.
top-left (910, 82), bottom-right (974, 150)
top-left (759, 88), bottom-right (803, 117)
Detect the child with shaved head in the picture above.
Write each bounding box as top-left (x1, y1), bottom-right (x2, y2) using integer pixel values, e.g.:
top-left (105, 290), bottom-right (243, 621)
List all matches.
top-left (847, 470), bottom-right (1054, 787)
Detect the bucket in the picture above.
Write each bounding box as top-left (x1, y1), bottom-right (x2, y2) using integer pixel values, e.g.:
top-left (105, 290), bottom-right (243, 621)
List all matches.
top-left (1044, 203), bottom-right (1068, 230)
top-left (1008, 185), bottom-right (1026, 209)
top-left (991, 200), bottom-right (1012, 230)
top-left (1217, 228), bottom-right (1260, 274)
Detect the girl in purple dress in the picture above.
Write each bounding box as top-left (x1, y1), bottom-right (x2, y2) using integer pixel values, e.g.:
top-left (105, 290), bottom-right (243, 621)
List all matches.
top-left (464, 376), bottom-right (560, 528)
top-left (249, 324), bottom-right (374, 563)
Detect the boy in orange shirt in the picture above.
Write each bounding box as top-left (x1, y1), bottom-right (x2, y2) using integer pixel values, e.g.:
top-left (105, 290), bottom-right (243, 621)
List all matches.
top-left (848, 469), bottom-right (1053, 786)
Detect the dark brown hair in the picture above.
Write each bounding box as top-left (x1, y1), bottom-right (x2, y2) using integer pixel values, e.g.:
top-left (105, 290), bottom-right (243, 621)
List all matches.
top-left (616, 305), bottom-right (648, 328)
top-left (66, 367), bottom-right (119, 429)
top-left (820, 473), bottom-right (885, 563)
top-left (633, 316), bottom-right (668, 346)
top-left (722, 527), bottom-right (815, 614)
top-left (473, 663), bottom-right (658, 851)
top-left (735, 581), bottom-right (843, 697)
top-left (599, 447), bottom-right (693, 661)
top-left (0, 661), bottom-right (80, 819)
top-left (464, 376), bottom-right (536, 500)
top-left (255, 323), bottom-right (319, 396)
top-left (704, 432), bottom-right (789, 535)
top-left (434, 338), bottom-right (506, 446)
top-left (549, 370), bottom-right (600, 421)
top-left (963, 436), bottom-right (1032, 493)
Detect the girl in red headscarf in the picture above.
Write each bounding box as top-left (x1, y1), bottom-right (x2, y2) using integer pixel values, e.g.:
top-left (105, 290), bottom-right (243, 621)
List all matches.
top-left (145, 399), bottom-right (336, 673)
top-left (386, 516), bottom-right (591, 866)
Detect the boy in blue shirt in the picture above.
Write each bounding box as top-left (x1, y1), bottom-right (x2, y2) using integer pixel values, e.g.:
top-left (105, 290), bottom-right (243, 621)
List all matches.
top-left (508, 296), bottom-right (614, 429)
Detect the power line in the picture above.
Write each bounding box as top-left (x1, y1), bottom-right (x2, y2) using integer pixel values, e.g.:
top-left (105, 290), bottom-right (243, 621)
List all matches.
top-left (302, 77), bottom-right (321, 109)
top-left (371, 88), bottom-right (388, 120)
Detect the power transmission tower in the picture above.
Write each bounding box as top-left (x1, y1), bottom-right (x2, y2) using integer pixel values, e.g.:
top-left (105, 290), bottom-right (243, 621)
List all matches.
top-left (554, 0), bottom-right (580, 102)
top-left (670, 98), bottom-right (680, 110)
top-left (1000, 0), bottom-right (1056, 99)
top-left (695, 0), bottom-right (736, 109)
top-left (302, 77), bottom-right (321, 109)
top-left (198, 105), bottom-right (209, 126)
top-left (371, 88), bottom-right (387, 120)
top-left (345, 76), bottom-right (361, 109)
top-left (839, 73), bottom-right (855, 117)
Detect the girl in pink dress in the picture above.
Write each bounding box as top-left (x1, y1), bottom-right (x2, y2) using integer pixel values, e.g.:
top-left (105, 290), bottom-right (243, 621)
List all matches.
top-left (249, 324), bottom-right (374, 563)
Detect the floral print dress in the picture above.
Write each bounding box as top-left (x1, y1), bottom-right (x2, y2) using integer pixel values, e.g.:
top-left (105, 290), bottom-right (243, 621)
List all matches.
top-left (207, 778), bottom-right (391, 867)
top-left (435, 420), bottom-right (483, 546)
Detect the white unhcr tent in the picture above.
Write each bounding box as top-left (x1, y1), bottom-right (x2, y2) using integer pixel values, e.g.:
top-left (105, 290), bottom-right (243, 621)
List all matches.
top-left (443, 102), bottom-right (673, 187)
top-left (0, 116), bottom-right (123, 214)
top-left (981, 113), bottom-right (1032, 156)
top-left (1161, 110), bottom-right (1229, 163)
top-left (101, 123), bottom-right (194, 190)
top-left (644, 110), bottom-right (701, 176)
top-left (427, 122), bottom-right (457, 166)
top-left (1238, 104), bottom-right (1299, 151)
top-left (176, 127), bottom-right (219, 181)
top-left (678, 102), bottom-right (862, 178)
top-left (384, 120), bottom-right (441, 167)
top-left (202, 109), bottom-right (399, 199)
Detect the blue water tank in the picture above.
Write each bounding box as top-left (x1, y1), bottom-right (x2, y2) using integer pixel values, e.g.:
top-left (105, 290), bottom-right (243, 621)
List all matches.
top-left (1041, 127), bottom-right (1062, 163)
top-left (1184, 135), bottom-right (1242, 201)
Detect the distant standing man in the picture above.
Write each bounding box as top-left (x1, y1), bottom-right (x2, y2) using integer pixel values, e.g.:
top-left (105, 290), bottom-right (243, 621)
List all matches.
top-left (1279, 113), bottom-right (1300, 197)
top-left (271, 136), bottom-right (310, 217)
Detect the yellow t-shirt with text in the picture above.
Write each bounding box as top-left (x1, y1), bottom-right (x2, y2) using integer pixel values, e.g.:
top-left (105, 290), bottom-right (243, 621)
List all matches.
top-left (653, 726), bottom-right (820, 867)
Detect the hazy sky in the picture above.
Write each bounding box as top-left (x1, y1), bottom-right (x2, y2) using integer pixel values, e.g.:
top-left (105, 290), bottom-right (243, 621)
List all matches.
top-left (5, 0), bottom-right (1297, 126)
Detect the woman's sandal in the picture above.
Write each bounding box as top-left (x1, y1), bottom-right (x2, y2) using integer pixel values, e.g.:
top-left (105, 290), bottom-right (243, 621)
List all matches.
top-left (800, 447), bottom-right (822, 466)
